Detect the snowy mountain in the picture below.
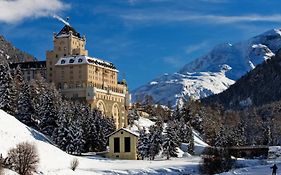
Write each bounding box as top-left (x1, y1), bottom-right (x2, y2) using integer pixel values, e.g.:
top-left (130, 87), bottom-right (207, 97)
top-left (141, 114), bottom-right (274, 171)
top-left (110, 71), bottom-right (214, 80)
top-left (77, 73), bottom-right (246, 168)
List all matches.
top-left (132, 29), bottom-right (281, 106)
top-left (203, 49), bottom-right (281, 109)
top-left (132, 70), bottom-right (234, 107)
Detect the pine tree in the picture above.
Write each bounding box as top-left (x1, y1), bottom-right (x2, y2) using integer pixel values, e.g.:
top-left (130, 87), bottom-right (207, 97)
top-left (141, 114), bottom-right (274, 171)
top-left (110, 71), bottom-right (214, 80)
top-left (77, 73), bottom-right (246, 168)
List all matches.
top-left (148, 119), bottom-right (163, 160)
top-left (52, 102), bottom-right (72, 151)
top-left (215, 126), bottom-right (228, 147)
top-left (38, 92), bottom-right (58, 135)
top-left (187, 122), bottom-right (195, 155)
top-left (177, 118), bottom-right (190, 143)
top-left (0, 62), bottom-right (16, 115)
top-left (162, 122), bottom-right (179, 160)
top-left (137, 128), bottom-right (149, 160)
top-left (15, 82), bottom-right (35, 126)
top-left (231, 123), bottom-right (246, 146)
top-left (67, 118), bottom-right (84, 155)
top-left (93, 110), bottom-right (116, 152)
top-left (81, 109), bottom-right (96, 152)
top-left (29, 76), bottom-right (49, 127)
top-left (11, 65), bottom-right (24, 115)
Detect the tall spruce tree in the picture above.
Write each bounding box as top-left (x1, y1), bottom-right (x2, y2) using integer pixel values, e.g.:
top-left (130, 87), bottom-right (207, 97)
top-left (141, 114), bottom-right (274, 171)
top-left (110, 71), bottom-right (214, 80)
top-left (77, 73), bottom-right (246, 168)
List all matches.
top-left (162, 122), bottom-right (179, 160)
top-left (66, 118), bottom-right (84, 155)
top-left (187, 122), bottom-right (195, 154)
top-left (148, 119), bottom-right (163, 160)
top-left (0, 62), bottom-right (16, 115)
top-left (52, 102), bottom-right (72, 151)
top-left (137, 128), bottom-right (149, 160)
top-left (15, 82), bottom-right (35, 126)
top-left (38, 92), bottom-right (58, 135)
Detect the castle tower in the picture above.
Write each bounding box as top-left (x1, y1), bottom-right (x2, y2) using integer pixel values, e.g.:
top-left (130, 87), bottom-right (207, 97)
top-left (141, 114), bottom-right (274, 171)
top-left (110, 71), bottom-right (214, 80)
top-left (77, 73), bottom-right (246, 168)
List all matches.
top-left (46, 25), bottom-right (88, 83)
top-left (46, 24), bottom-right (130, 129)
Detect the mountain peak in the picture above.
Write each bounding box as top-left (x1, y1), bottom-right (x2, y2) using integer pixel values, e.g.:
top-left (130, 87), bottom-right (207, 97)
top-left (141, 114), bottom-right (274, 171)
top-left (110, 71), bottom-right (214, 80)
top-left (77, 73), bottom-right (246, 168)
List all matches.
top-left (132, 28), bottom-right (281, 106)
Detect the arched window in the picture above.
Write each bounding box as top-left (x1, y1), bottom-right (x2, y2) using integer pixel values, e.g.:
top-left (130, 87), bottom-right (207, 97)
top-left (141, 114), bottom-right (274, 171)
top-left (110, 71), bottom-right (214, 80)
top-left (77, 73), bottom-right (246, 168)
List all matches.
top-left (61, 60), bottom-right (65, 64)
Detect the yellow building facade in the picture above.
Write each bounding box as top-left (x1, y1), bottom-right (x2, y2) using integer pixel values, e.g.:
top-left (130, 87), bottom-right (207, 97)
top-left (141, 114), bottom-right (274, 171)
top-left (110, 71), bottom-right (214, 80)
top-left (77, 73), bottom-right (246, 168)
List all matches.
top-left (107, 128), bottom-right (139, 160)
top-left (46, 25), bottom-right (130, 128)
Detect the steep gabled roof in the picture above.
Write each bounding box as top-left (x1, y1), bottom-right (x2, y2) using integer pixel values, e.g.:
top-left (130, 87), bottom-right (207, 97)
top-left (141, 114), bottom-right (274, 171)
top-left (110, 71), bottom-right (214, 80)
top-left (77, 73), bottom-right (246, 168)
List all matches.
top-left (107, 128), bottom-right (139, 138)
top-left (56, 25), bottom-right (81, 38)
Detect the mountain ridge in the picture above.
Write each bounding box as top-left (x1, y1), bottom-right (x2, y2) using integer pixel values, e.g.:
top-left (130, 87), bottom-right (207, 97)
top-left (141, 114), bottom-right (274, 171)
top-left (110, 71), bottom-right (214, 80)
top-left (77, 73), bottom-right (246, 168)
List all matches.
top-left (0, 35), bottom-right (36, 63)
top-left (202, 49), bottom-right (281, 109)
top-left (132, 28), bottom-right (281, 107)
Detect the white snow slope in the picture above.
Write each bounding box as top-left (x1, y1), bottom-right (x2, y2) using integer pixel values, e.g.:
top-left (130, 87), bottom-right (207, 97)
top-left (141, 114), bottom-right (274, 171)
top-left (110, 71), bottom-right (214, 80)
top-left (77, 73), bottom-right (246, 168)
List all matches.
top-left (132, 29), bottom-right (281, 107)
top-left (0, 110), bottom-right (201, 175)
top-left (132, 70), bottom-right (234, 107)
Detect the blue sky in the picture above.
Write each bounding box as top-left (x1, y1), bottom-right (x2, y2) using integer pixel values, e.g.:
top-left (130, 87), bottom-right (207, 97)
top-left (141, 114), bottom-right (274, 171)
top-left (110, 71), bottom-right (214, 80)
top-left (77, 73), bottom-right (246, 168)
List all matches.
top-left (1, 0), bottom-right (281, 89)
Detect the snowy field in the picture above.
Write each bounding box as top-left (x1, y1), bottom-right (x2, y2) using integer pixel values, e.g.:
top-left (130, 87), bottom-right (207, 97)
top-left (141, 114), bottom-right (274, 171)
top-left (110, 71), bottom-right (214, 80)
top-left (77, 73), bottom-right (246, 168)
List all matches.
top-left (0, 110), bottom-right (202, 174)
top-left (219, 162), bottom-right (281, 175)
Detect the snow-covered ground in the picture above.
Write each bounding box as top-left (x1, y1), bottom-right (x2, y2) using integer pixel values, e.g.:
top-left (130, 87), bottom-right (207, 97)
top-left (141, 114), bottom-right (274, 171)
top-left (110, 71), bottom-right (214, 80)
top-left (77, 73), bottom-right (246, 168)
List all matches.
top-left (0, 110), bottom-right (202, 174)
top-left (218, 161), bottom-right (281, 175)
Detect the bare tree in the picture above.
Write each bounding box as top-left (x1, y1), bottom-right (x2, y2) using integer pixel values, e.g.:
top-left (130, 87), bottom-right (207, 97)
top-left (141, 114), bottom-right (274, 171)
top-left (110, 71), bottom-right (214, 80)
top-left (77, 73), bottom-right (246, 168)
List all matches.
top-left (8, 142), bottom-right (39, 175)
top-left (70, 158), bottom-right (79, 171)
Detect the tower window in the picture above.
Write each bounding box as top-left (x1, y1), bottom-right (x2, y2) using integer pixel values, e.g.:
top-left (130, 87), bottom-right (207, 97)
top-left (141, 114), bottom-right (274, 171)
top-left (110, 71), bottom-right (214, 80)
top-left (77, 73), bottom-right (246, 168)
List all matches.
top-left (69, 59), bottom-right (74, 63)
top-left (78, 58), bottom-right (83, 63)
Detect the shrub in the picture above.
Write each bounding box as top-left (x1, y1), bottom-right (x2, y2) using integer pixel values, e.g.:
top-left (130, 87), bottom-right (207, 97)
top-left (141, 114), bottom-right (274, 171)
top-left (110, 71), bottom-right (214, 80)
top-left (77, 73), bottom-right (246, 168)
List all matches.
top-left (8, 142), bottom-right (39, 175)
top-left (70, 158), bottom-right (79, 171)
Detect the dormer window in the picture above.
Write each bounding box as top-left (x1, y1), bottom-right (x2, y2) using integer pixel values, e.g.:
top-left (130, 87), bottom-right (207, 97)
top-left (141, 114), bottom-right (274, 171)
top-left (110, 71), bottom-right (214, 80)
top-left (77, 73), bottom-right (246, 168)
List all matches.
top-left (61, 60), bottom-right (65, 64)
top-left (69, 59), bottom-right (74, 63)
top-left (78, 58), bottom-right (83, 63)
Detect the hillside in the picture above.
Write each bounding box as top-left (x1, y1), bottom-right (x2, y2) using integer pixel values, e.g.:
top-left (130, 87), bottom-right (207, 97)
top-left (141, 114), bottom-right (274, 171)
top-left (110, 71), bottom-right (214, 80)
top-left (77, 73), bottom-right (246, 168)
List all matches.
top-left (0, 35), bottom-right (35, 63)
top-left (132, 29), bottom-right (281, 107)
top-left (203, 49), bottom-right (281, 109)
top-left (0, 110), bottom-right (202, 174)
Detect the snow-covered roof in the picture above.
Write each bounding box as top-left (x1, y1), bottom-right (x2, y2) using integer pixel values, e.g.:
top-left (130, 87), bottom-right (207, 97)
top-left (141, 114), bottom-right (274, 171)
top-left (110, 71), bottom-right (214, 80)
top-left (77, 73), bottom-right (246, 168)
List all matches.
top-left (107, 128), bottom-right (139, 137)
top-left (55, 55), bottom-right (117, 71)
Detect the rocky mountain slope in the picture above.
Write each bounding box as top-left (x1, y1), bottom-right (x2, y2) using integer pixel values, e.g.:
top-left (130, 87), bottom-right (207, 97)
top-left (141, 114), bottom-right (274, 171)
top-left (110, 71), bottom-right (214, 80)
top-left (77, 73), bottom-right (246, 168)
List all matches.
top-left (0, 35), bottom-right (35, 63)
top-left (132, 29), bottom-right (281, 106)
top-left (203, 49), bottom-right (281, 109)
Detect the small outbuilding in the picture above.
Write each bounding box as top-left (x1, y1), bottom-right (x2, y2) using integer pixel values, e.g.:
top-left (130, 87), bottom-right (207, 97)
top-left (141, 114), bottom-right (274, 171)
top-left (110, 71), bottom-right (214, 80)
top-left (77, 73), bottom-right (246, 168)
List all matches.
top-left (107, 128), bottom-right (139, 160)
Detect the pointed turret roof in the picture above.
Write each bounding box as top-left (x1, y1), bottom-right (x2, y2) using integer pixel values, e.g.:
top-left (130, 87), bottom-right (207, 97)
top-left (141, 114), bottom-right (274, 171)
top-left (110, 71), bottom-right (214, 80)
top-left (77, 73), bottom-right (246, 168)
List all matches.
top-left (56, 25), bottom-right (81, 38)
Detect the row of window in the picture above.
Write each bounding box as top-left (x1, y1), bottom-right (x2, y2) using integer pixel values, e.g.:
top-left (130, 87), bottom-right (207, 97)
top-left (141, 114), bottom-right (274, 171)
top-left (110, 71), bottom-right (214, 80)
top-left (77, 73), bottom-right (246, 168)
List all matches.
top-left (96, 93), bottom-right (123, 103)
top-left (57, 80), bottom-right (124, 94)
top-left (61, 58), bottom-right (83, 64)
